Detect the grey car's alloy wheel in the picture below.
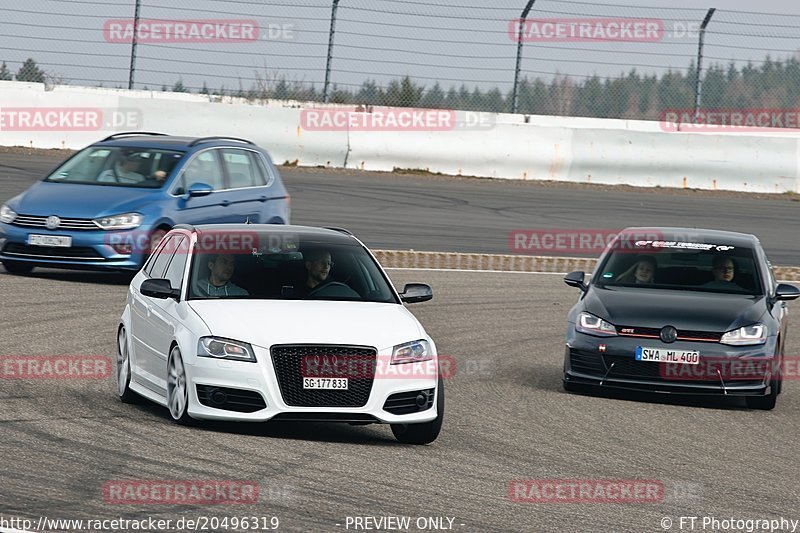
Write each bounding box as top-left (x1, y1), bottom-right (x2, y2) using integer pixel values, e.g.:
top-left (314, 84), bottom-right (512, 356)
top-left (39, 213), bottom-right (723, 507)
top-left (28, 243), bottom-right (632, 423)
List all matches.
top-left (167, 346), bottom-right (193, 424)
top-left (116, 326), bottom-right (139, 403)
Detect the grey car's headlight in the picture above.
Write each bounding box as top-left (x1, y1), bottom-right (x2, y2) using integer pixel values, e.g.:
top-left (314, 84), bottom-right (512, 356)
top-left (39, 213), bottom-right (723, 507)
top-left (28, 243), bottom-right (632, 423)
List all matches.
top-left (93, 212), bottom-right (143, 230)
top-left (198, 337), bottom-right (256, 362)
top-left (0, 204), bottom-right (17, 224)
top-left (391, 339), bottom-right (432, 364)
top-left (576, 312), bottom-right (618, 337)
top-left (720, 324), bottom-right (766, 346)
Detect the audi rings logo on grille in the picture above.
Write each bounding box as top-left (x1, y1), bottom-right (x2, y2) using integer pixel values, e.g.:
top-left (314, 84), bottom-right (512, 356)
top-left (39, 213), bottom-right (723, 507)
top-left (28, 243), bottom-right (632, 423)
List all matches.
top-left (660, 326), bottom-right (678, 344)
top-left (45, 215), bottom-right (61, 230)
top-left (311, 354), bottom-right (339, 367)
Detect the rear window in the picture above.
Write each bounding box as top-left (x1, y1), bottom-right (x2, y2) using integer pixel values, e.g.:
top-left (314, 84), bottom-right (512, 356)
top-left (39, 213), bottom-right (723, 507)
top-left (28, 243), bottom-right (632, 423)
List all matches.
top-left (594, 239), bottom-right (763, 295)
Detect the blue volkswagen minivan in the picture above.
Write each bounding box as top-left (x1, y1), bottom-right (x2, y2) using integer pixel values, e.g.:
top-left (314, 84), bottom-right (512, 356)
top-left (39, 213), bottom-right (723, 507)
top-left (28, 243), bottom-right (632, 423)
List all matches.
top-left (0, 133), bottom-right (290, 274)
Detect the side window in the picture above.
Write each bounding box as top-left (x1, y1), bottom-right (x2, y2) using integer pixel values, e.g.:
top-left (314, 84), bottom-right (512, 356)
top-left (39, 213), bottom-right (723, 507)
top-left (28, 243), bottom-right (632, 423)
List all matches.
top-left (147, 236), bottom-right (176, 279)
top-left (182, 150), bottom-right (225, 191)
top-left (221, 149), bottom-right (258, 189)
top-left (164, 236), bottom-right (189, 289)
top-left (252, 153), bottom-right (274, 187)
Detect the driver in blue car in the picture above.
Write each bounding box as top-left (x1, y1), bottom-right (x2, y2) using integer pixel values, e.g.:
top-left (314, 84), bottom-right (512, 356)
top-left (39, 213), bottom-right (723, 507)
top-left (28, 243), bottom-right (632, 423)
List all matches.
top-left (194, 254), bottom-right (249, 297)
top-left (98, 153), bottom-right (146, 184)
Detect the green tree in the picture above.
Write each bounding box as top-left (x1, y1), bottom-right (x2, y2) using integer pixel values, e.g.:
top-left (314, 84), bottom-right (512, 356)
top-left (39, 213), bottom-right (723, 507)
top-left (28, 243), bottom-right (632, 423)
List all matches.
top-left (0, 61), bottom-right (12, 81)
top-left (16, 58), bottom-right (45, 83)
top-left (172, 78), bottom-right (188, 93)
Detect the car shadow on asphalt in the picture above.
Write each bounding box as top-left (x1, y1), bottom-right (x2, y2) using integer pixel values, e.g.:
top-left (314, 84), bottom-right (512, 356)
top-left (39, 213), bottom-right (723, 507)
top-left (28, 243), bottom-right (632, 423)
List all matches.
top-left (130, 401), bottom-right (404, 446)
top-left (2, 268), bottom-right (135, 286)
top-left (525, 362), bottom-right (753, 411)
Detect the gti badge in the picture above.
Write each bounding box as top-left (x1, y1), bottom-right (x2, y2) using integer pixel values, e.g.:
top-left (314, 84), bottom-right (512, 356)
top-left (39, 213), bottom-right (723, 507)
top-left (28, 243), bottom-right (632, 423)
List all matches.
top-left (45, 215), bottom-right (61, 230)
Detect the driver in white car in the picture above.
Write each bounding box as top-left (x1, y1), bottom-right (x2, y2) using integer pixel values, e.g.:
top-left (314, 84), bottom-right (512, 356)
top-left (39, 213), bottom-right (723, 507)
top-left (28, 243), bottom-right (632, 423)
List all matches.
top-left (297, 249), bottom-right (333, 297)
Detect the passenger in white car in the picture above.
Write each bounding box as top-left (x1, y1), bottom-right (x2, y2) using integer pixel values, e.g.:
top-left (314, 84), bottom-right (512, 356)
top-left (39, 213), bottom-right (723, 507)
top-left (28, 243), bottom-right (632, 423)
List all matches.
top-left (193, 254), bottom-right (249, 297)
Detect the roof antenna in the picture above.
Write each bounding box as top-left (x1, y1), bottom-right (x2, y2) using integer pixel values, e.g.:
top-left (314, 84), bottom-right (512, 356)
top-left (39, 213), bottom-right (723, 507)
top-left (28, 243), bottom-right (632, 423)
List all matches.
top-left (245, 216), bottom-right (252, 225)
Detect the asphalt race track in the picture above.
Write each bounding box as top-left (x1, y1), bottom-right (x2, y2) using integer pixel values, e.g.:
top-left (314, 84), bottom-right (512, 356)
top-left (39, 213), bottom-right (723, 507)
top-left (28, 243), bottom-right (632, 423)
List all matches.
top-left (2, 151), bottom-right (800, 532)
top-left (2, 150), bottom-right (800, 264)
top-left (2, 268), bottom-right (799, 532)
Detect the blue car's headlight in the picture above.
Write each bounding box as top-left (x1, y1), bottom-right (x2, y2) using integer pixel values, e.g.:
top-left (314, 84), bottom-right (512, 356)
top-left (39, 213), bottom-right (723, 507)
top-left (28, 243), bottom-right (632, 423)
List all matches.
top-left (0, 204), bottom-right (17, 224)
top-left (576, 312), bottom-right (618, 337)
top-left (198, 337), bottom-right (256, 362)
top-left (391, 340), bottom-right (432, 364)
top-left (720, 324), bottom-right (767, 346)
top-left (93, 212), bottom-right (143, 230)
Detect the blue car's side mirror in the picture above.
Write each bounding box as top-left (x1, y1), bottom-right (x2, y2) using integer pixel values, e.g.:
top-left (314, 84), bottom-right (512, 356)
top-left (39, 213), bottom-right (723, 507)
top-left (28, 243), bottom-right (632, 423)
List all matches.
top-left (187, 183), bottom-right (213, 197)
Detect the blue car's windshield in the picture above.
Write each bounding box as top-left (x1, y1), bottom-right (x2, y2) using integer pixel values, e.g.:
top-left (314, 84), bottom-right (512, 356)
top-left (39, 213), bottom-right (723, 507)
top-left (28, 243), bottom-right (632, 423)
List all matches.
top-left (45, 146), bottom-right (184, 188)
top-left (594, 239), bottom-right (764, 296)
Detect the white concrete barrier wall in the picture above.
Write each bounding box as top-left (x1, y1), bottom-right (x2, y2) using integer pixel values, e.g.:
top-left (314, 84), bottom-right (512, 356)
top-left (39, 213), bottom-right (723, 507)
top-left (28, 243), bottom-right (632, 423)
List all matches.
top-left (1, 81), bottom-right (799, 192)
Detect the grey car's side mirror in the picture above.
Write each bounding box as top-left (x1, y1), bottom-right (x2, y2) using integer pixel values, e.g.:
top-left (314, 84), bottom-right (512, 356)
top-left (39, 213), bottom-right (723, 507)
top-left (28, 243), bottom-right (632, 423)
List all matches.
top-left (564, 271), bottom-right (588, 292)
top-left (775, 283), bottom-right (800, 301)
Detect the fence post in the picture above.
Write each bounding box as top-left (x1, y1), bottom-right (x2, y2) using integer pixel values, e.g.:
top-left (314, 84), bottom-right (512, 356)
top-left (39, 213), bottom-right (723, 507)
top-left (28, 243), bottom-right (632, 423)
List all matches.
top-left (127, 0), bottom-right (141, 90)
top-left (693, 8), bottom-right (716, 122)
top-left (511, 0), bottom-right (537, 114)
top-left (323, 0), bottom-right (341, 103)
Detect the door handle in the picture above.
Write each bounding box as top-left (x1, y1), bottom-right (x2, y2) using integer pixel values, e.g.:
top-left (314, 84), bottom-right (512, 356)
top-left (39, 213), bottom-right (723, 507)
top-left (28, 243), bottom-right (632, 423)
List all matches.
top-left (221, 199), bottom-right (230, 207)
top-left (259, 195), bottom-right (267, 202)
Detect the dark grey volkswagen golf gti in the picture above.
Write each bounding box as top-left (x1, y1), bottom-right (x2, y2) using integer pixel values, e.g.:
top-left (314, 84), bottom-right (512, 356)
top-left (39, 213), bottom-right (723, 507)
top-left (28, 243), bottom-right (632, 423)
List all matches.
top-left (562, 227), bottom-right (800, 409)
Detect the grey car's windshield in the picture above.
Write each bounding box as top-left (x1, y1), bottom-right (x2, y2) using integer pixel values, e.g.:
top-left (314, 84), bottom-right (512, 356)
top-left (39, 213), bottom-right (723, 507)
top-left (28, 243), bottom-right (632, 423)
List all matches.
top-left (45, 146), bottom-right (183, 188)
top-left (594, 240), bottom-right (764, 296)
top-left (186, 235), bottom-right (399, 303)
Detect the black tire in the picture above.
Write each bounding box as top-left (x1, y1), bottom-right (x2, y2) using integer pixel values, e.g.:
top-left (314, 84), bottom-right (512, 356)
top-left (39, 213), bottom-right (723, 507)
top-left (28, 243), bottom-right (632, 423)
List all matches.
top-left (2, 261), bottom-right (34, 275)
top-left (391, 376), bottom-right (444, 445)
top-left (745, 392), bottom-right (777, 410)
top-left (116, 326), bottom-right (141, 404)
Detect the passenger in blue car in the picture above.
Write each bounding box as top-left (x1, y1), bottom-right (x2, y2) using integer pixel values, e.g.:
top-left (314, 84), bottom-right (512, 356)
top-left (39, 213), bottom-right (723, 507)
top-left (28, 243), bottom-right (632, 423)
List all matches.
top-left (193, 254), bottom-right (249, 297)
top-left (97, 153), bottom-right (147, 184)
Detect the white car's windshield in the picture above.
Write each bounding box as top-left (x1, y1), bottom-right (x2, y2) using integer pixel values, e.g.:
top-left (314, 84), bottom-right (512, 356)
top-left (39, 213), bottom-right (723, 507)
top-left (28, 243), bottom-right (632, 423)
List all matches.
top-left (187, 236), bottom-right (399, 303)
top-left (595, 240), bottom-right (764, 296)
top-left (45, 146), bottom-right (183, 188)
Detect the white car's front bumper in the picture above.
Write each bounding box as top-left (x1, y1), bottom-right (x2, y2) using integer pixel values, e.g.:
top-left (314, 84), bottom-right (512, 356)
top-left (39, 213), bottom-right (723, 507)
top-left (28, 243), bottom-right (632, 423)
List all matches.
top-left (184, 346), bottom-right (440, 424)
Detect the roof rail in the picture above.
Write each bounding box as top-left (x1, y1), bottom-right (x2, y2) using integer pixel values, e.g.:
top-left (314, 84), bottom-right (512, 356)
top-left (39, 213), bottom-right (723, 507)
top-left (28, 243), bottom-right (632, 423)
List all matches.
top-left (101, 132), bottom-right (169, 142)
top-left (324, 227), bottom-right (354, 236)
top-left (173, 224), bottom-right (195, 232)
top-left (188, 136), bottom-right (255, 147)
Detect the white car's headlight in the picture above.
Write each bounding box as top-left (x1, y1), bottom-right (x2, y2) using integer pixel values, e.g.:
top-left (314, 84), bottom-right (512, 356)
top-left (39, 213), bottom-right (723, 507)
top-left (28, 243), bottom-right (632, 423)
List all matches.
top-left (576, 312), bottom-right (618, 337)
top-left (198, 337), bottom-right (256, 362)
top-left (391, 339), bottom-right (432, 364)
top-left (93, 212), bottom-right (143, 230)
top-left (720, 324), bottom-right (766, 346)
top-left (0, 204), bottom-right (17, 224)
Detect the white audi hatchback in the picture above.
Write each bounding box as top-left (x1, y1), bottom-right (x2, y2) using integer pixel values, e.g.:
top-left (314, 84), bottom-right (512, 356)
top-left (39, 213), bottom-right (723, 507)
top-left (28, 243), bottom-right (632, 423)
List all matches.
top-left (116, 224), bottom-right (443, 444)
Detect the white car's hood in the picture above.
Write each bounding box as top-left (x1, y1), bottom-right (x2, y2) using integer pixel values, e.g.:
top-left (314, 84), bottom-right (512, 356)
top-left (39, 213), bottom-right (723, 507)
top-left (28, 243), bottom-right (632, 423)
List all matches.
top-left (187, 299), bottom-right (425, 351)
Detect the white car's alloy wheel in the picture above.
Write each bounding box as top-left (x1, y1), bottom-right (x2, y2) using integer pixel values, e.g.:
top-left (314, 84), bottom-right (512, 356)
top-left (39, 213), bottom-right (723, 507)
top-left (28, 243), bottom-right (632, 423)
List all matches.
top-left (167, 347), bottom-right (190, 422)
top-left (116, 326), bottom-right (138, 403)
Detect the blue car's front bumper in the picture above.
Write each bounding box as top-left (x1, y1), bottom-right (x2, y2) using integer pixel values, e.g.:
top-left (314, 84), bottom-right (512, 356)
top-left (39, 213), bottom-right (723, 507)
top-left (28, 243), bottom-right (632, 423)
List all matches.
top-left (0, 222), bottom-right (152, 271)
